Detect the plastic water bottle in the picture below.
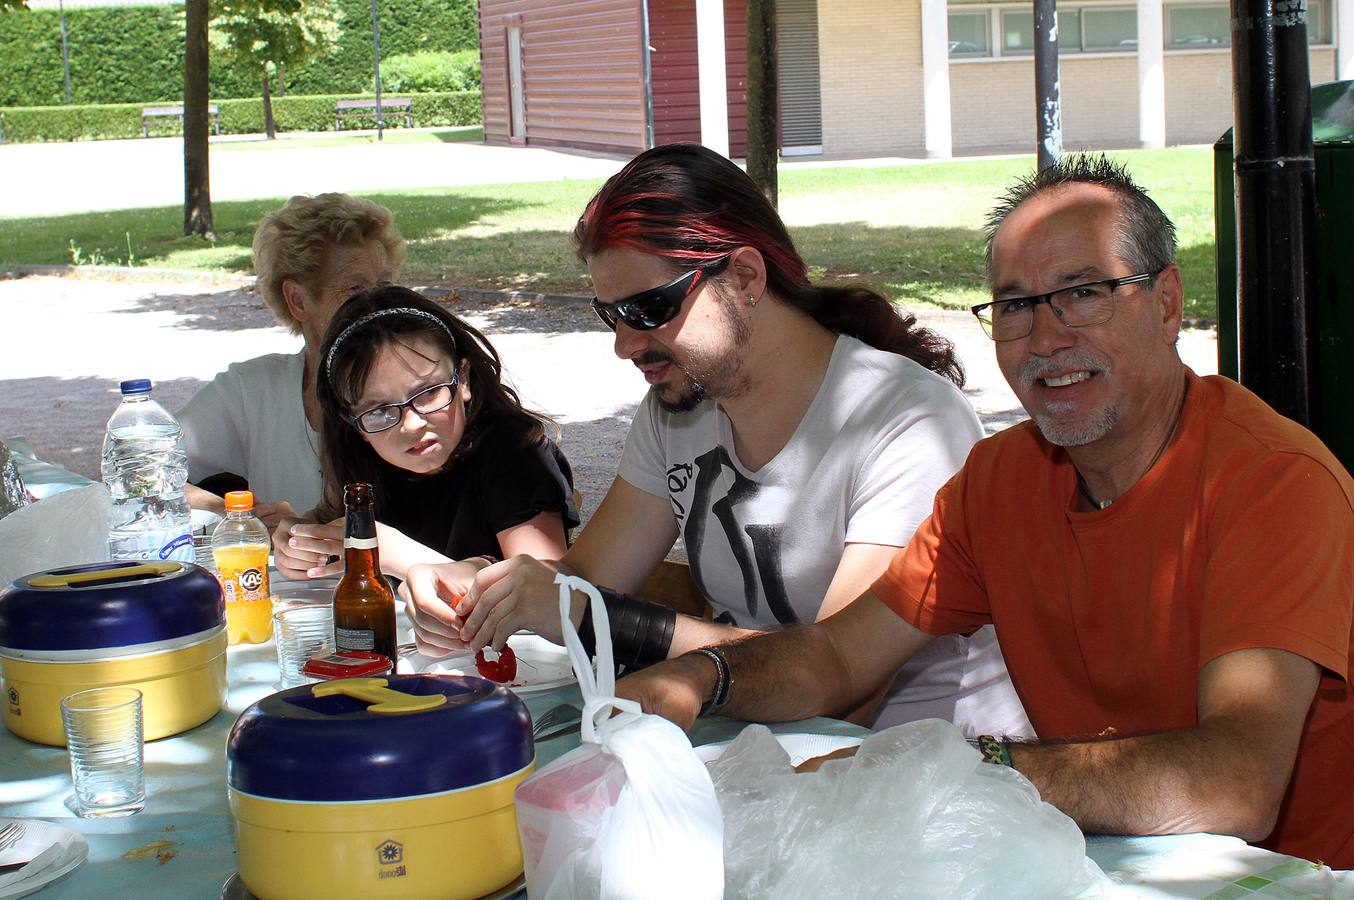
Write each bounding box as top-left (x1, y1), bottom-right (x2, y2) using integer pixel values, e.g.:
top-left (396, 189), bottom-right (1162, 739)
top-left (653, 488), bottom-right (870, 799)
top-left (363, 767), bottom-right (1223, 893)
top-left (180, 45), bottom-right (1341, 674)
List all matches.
top-left (101, 379), bottom-right (194, 563)
top-left (211, 490), bottom-right (273, 644)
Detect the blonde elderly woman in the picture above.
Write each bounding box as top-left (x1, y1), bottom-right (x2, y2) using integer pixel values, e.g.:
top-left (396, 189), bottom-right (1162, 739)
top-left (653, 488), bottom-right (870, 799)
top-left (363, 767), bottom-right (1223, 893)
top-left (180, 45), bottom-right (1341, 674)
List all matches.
top-left (180, 193), bottom-right (404, 527)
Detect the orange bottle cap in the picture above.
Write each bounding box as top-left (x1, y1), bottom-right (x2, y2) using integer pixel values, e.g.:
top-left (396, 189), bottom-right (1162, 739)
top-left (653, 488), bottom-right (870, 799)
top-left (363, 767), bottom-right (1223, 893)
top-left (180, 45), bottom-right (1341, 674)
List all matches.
top-left (224, 490), bottom-right (255, 511)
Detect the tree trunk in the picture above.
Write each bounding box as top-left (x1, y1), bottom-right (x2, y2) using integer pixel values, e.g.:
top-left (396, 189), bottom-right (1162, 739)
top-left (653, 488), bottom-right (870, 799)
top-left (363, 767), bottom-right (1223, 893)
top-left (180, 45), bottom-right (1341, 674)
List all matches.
top-left (745, 0), bottom-right (778, 208)
top-left (183, 0), bottom-right (214, 238)
top-left (262, 72), bottom-right (277, 140)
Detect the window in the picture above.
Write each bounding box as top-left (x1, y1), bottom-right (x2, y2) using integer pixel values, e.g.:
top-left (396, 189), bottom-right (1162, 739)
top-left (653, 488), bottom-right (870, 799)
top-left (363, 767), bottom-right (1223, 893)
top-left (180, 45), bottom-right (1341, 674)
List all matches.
top-left (999, 10), bottom-right (1083, 53)
top-left (1083, 8), bottom-right (1138, 49)
top-left (948, 11), bottom-right (990, 56)
top-left (945, 1), bottom-right (1327, 59)
top-left (1168, 6), bottom-right (1229, 46)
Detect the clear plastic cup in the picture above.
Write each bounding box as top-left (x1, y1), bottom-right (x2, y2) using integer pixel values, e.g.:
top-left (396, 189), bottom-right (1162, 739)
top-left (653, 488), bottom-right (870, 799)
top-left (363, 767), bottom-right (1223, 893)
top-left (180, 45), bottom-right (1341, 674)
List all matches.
top-left (60, 686), bottom-right (145, 818)
top-left (274, 605), bottom-right (336, 688)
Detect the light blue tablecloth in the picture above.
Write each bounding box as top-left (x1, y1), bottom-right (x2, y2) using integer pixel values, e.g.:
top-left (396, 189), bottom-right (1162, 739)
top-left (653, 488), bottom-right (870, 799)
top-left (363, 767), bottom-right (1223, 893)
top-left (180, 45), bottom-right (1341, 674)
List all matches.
top-left (1, 639), bottom-right (1348, 898)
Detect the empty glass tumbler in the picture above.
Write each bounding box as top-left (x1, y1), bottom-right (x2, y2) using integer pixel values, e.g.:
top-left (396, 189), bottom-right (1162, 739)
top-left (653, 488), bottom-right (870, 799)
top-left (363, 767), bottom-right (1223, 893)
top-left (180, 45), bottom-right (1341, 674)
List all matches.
top-left (60, 686), bottom-right (145, 818)
top-left (274, 605), bottom-right (336, 688)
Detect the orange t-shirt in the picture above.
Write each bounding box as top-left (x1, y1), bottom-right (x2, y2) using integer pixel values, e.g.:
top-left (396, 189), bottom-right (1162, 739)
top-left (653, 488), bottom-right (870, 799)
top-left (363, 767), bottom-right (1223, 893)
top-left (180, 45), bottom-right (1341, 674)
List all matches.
top-left (873, 372), bottom-right (1354, 867)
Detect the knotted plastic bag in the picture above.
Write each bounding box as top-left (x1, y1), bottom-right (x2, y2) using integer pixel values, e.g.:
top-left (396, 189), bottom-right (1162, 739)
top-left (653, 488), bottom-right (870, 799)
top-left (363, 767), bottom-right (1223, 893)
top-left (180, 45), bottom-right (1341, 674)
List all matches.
top-left (709, 721), bottom-right (1110, 899)
top-left (514, 574), bottom-right (724, 900)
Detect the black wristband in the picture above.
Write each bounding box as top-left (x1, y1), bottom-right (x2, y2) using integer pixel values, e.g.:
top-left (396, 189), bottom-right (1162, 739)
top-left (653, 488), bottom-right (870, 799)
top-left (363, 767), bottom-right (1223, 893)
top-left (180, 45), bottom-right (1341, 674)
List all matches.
top-left (595, 586), bottom-right (677, 669)
top-left (577, 598), bottom-right (596, 658)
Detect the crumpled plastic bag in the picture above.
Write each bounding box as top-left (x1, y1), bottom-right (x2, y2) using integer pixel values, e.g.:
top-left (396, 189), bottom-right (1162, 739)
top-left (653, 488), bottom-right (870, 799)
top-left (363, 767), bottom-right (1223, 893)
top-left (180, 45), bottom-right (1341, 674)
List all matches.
top-left (514, 574), bottom-right (724, 900)
top-left (0, 483), bottom-right (111, 587)
top-left (709, 721), bottom-right (1111, 899)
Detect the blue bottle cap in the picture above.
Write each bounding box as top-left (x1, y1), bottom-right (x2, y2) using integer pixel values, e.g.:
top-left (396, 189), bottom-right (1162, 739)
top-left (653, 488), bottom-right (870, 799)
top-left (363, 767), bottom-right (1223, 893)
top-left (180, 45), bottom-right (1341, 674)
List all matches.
top-left (119, 379), bottom-right (152, 395)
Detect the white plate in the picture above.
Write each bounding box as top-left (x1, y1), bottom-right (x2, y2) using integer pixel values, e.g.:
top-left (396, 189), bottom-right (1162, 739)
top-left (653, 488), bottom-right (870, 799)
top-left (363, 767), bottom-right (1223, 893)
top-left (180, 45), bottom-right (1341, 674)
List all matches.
top-left (398, 633), bottom-right (577, 695)
top-left (694, 732), bottom-right (865, 768)
top-left (0, 819), bottom-right (89, 899)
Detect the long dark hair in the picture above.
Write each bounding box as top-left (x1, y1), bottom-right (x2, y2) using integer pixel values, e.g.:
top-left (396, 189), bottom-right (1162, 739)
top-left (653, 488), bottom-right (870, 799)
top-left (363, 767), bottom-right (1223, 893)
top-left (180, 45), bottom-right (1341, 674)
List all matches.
top-left (574, 143), bottom-right (963, 386)
top-left (314, 285), bottom-right (551, 521)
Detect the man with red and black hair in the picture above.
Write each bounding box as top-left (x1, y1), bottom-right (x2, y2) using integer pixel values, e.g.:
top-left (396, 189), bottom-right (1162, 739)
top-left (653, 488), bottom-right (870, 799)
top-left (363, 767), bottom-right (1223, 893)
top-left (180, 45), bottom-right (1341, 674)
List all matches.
top-left (405, 143), bottom-right (1030, 736)
top-left (615, 154), bottom-right (1354, 867)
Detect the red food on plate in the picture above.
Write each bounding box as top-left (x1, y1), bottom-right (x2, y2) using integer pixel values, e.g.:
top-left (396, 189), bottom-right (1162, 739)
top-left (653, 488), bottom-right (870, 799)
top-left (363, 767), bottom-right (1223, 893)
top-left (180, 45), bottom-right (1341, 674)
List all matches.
top-left (476, 645), bottom-right (518, 683)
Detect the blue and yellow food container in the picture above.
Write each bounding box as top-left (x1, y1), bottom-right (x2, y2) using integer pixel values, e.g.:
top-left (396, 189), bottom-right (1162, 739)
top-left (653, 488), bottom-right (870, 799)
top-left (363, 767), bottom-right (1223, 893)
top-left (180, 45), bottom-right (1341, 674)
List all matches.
top-left (0, 560), bottom-right (227, 746)
top-left (227, 674), bottom-right (534, 900)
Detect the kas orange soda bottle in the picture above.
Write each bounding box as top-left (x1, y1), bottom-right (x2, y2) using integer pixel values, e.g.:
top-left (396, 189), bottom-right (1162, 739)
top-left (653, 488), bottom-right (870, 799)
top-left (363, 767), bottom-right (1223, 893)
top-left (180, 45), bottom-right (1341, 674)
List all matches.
top-left (211, 490), bottom-right (272, 644)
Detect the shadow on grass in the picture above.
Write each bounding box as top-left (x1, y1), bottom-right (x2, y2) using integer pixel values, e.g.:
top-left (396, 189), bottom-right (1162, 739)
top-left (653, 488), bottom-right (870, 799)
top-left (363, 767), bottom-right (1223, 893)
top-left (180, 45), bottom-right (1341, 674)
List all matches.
top-left (2, 206), bottom-right (1219, 319)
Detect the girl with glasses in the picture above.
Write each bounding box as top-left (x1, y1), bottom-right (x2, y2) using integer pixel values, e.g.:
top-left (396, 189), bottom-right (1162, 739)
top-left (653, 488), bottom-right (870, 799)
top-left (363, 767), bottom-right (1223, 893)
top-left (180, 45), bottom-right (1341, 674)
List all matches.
top-left (272, 285), bottom-right (578, 583)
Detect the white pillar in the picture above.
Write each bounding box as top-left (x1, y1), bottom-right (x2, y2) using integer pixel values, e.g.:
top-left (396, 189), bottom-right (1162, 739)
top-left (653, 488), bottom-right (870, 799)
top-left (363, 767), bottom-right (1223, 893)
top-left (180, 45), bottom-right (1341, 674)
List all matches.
top-left (695, 0), bottom-right (730, 157)
top-left (1339, 0), bottom-right (1354, 81)
top-left (920, 0), bottom-right (954, 159)
top-left (1137, 0), bottom-right (1166, 148)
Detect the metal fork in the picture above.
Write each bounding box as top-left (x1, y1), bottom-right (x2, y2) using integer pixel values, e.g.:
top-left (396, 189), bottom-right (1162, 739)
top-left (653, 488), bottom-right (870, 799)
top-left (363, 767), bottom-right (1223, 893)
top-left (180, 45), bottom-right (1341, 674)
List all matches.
top-left (531, 703), bottom-right (582, 739)
top-left (0, 822), bottom-right (25, 853)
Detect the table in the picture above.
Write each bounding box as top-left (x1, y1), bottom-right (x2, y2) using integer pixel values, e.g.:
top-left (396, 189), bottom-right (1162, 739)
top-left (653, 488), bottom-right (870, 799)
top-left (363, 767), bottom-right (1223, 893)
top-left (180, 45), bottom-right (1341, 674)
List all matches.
top-left (1, 637), bottom-right (1350, 898)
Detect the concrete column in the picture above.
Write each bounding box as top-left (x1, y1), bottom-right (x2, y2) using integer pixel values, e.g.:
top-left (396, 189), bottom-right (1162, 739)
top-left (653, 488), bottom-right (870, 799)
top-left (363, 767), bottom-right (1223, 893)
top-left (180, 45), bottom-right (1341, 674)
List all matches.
top-left (920, 0), bottom-right (953, 159)
top-left (1138, 0), bottom-right (1167, 148)
top-left (1339, 0), bottom-right (1354, 80)
top-left (696, 0), bottom-right (730, 157)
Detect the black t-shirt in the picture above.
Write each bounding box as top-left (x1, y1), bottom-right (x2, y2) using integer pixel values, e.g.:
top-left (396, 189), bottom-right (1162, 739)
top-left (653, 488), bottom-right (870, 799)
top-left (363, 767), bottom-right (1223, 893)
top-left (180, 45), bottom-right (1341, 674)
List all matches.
top-left (375, 415), bottom-right (580, 561)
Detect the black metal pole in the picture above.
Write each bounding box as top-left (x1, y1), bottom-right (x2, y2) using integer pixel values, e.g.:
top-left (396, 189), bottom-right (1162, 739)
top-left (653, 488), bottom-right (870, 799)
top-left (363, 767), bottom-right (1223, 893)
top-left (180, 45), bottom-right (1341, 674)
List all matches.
top-left (371, 0), bottom-right (383, 142)
top-left (1230, 0), bottom-right (1315, 424)
top-left (59, 0), bottom-right (72, 104)
top-left (1033, 0), bottom-right (1061, 170)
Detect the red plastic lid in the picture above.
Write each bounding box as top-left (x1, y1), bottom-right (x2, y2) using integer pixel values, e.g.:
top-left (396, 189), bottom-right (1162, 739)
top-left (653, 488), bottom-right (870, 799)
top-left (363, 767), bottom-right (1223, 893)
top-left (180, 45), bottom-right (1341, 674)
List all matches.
top-left (302, 650), bottom-right (393, 680)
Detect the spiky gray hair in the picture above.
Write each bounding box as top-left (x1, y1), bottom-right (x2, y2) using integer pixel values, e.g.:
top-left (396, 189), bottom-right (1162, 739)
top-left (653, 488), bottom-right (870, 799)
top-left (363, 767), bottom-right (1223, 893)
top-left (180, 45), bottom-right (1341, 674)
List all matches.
top-left (983, 154), bottom-right (1177, 286)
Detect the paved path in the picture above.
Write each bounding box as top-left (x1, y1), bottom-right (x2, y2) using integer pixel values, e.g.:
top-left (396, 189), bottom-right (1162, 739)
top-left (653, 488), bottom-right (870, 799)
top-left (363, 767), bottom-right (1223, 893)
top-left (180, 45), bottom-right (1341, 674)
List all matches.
top-left (0, 274), bottom-right (1218, 527)
top-left (0, 133), bottom-right (628, 218)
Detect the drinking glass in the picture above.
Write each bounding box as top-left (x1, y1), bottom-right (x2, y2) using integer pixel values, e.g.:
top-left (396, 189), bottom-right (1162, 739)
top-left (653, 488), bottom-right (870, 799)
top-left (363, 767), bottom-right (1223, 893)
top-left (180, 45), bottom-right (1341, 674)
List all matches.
top-left (60, 686), bottom-right (145, 818)
top-left (274, 604), bottom-right (335, 688)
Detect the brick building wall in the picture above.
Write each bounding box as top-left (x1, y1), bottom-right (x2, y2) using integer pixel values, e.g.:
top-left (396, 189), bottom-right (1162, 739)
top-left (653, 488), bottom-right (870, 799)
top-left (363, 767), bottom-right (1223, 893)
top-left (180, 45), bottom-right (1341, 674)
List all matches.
top-left (817, 0), bottom-right (926, 156)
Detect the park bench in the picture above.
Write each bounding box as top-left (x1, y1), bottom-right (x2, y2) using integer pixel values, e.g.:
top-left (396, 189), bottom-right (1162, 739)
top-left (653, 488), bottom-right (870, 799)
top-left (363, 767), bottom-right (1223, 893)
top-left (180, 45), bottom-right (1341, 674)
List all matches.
top-left (142, 104), bottom-right (219, 138)
top-left (335, 97), bottom-right (414, 131)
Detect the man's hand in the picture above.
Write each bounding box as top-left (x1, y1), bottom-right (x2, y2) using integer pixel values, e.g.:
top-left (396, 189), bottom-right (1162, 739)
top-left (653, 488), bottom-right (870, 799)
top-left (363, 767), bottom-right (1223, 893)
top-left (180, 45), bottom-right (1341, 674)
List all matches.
top-left (615, 652), bottom-right (720, 732)
top-left (455, 556), bottom-right (573, 652)
top-left (272, 516), bottom-right (341, 581)
top-left (402, 560), bottom-right (493, 657)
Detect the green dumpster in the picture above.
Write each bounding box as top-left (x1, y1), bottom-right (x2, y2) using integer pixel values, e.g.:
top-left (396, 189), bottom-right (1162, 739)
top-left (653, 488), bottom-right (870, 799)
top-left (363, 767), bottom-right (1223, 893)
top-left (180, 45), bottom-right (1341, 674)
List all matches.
top-left (1215, 79), bottom-right (1354, 469)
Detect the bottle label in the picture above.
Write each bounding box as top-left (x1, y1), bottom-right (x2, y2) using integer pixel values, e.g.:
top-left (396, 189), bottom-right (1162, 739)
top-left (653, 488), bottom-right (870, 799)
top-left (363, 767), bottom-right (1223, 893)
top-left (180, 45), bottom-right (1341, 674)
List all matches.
top-left (344, 537), bottom-right (378, 550)
top-left (336, 627), bottom-right (376, 652)
top-left (214, 545), bottom-right (270, 603)
top-left (159, 532), bottom-right (194, 561)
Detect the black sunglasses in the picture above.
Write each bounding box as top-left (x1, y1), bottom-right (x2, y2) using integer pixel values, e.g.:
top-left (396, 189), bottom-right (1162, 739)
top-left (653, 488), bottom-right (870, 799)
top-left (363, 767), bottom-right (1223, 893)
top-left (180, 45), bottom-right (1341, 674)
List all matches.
top-left (591, 258), bottom-right (730, 332)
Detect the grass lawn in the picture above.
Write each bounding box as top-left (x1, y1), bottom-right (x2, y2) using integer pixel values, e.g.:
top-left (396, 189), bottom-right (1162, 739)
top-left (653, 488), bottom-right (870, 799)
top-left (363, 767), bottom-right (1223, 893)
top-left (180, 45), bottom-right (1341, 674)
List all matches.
top-left (0, 145), bottom-right (1218, 320)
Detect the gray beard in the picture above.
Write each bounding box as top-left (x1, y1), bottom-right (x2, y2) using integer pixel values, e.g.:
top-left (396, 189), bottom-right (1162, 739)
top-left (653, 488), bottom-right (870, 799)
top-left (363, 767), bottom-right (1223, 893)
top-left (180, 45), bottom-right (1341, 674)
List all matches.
top-left (1034, 405), bottom-right (1118, 447)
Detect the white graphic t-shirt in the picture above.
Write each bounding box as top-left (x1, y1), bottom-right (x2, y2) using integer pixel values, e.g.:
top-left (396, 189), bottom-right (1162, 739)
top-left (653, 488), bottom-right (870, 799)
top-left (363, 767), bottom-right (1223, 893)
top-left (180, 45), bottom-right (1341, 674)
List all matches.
top-left (619, 335), bottom-right (1031, 736)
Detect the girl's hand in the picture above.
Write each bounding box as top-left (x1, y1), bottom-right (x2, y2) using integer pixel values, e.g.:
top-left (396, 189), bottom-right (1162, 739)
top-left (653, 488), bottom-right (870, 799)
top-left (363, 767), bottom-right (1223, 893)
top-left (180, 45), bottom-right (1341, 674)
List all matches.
top-left (456, 556), bottom-right (575, 652)
top-left (403, 559), bottom-right (492, 658)
top-left (273, 517), bottom-right (344, 580)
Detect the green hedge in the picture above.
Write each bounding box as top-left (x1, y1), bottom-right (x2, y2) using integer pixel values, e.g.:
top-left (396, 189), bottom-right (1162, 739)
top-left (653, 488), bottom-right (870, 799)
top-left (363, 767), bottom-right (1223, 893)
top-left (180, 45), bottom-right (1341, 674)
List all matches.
top-left (0, 0), bottom-right (477, 108)
top-left (0, 91), bottom-right (482, 143)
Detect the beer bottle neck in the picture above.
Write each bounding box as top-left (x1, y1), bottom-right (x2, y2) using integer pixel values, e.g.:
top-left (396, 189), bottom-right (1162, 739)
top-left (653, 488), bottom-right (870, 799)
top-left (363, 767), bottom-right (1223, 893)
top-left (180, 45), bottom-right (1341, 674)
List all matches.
top-left (343, 507), bottom-right (382, 576)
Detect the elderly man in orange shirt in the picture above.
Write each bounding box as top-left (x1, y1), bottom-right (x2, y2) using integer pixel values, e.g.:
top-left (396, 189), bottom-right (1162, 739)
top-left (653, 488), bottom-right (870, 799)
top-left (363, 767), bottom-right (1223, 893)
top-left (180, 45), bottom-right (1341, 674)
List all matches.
top-left (617, 154), bottom-right (1354, 868)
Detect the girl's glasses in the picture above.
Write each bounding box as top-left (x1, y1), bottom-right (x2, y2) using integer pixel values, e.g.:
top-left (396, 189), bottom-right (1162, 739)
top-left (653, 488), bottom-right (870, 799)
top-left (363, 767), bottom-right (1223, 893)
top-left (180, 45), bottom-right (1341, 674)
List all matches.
top-left (350, 372), bottom-right (460, 434)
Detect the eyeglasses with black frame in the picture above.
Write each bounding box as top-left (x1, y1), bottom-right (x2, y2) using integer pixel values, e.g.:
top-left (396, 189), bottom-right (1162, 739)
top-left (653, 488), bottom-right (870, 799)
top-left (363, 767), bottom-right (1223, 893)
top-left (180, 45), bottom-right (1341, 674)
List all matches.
top-left (349, 372), bottom-right (461, 434)
top-left (970, 270), bottom-right (1162, 342)
top-left (591, 257), bottom-right (731, 332)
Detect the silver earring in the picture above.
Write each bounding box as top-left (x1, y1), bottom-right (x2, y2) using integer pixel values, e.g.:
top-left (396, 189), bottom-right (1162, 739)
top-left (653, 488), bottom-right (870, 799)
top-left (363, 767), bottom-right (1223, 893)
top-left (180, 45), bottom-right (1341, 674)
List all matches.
top-left (749, 295), bottom-right (758, 307)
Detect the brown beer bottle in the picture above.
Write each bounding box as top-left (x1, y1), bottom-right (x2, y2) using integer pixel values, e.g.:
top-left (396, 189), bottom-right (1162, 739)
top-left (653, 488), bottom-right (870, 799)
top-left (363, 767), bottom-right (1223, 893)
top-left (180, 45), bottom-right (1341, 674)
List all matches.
top-left (332, 483), bottom-right (398, 666)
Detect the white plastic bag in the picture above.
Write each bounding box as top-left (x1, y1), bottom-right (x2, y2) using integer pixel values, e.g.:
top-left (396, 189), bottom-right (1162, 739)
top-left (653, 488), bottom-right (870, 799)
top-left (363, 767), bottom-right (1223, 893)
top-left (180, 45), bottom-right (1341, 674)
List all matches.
top-left (709, 721), bottom-right (1110, 899)
top-left (515, 574), bottom-right (724, 900)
